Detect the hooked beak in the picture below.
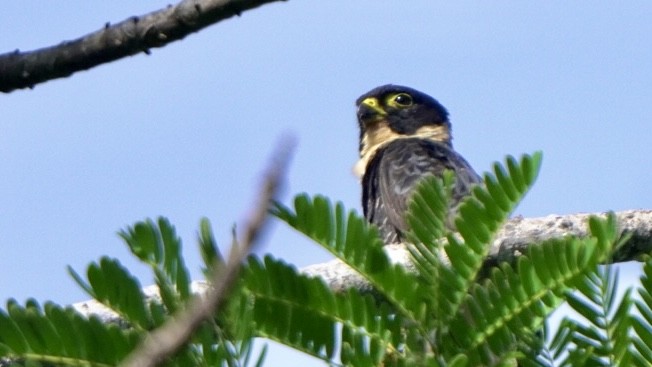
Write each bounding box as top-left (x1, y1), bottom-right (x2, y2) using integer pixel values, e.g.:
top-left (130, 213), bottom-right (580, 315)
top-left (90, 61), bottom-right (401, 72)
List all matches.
top-left (357, 97), bottom-right (387, 124)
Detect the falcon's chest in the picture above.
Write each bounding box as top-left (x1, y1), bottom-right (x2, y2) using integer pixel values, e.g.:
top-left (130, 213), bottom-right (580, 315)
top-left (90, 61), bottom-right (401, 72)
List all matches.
top-left (353, 123), bottom-right (450, 178)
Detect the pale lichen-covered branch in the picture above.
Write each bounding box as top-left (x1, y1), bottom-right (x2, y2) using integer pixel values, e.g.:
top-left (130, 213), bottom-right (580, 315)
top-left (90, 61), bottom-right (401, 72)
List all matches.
top-left (73, 209), bottom-right (652, 322)
top-left (303, 210), bottom-right (652, 291)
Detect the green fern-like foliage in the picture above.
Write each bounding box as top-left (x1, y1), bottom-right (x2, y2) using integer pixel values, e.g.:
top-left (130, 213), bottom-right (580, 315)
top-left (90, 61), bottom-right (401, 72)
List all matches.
top-left (452, 215), bottom-right (617, 366)
top-left (632, 257), bottom-right (652, 365)
top-left (0, 152), bottom-right (646, 367)
top-left (545, 265), bottom-right (633, 367)
top-left (272, 196), bottom-right (429, 327)
top-left (0, 218), bottom-right (265, 367)
top-left (0, 299), bottom-right (140, 366)
top-left (271, 152), bottom-right (625, 366)
top-left (238, 255), bottom-right (403, 366)
top-left (519, 256), bottom-right (652, 367)
top-left (406, 154), bottom-right (542, 346)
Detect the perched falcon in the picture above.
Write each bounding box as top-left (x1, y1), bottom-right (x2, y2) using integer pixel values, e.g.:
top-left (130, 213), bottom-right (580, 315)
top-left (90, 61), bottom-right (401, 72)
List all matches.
top-left (355, 84), bottom-right (481, 245)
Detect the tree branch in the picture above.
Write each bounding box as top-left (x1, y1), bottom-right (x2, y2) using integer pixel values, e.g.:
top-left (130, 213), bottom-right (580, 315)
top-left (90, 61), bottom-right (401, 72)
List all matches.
top-left (0, 0), bottom-right (285, 93)
top-left (72, 209), bottom-right (652, 323)
top-left (300, 209), bottom-right (652, 292)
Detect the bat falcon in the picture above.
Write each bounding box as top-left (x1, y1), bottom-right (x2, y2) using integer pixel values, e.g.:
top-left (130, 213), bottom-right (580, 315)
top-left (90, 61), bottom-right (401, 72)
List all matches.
top-left (355, 84), bottom-right (481, 245)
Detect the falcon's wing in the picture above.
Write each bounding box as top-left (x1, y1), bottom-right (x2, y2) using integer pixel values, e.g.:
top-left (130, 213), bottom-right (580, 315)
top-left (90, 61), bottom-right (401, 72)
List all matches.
top-left (363, 138), bottom-right (481, 243)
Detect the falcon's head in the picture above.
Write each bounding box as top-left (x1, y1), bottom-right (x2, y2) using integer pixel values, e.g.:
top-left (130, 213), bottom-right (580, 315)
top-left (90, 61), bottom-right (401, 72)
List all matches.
top-left (354, 84), bottom-right (452, 176)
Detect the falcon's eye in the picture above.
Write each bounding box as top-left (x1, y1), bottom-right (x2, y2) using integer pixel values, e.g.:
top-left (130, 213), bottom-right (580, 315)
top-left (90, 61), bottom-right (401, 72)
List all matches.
top-left (393, 93), bottom-right (413, 107)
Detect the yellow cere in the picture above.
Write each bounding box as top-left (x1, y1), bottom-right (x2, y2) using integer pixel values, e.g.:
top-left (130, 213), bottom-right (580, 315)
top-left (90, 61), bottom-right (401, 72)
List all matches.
top-left (360, 97), bottom-right (387, 116)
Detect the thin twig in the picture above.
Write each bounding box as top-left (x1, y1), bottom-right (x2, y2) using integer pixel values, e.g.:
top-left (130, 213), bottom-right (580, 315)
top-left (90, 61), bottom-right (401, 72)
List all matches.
top-left (119, 137), bottom-right (294, 367)
top-left (0, 0), bottom-right (285, 93)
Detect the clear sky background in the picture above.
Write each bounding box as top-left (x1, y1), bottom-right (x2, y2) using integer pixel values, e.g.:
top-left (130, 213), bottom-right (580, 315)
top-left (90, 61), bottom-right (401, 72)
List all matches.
top-left (1, 1), bottom-right (651, 365)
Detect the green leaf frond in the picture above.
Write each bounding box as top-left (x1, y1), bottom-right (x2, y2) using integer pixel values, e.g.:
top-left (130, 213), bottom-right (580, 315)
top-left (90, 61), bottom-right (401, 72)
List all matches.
top-left (0, 298), bottom-right (260, 367)
top-left (68, 256), bottom-right (151, 330)
top-left (0, 299), bottom-right (139, 366)
top-left (66, 218), bottom-right (195, 332)
top-left (59, 217), bottom-right (266, 366)
top-left (241, 255), bottom-right (403, 365)
top-left (272, 196), bottom-right (428, 326)
top-left (272, 195), bottom-right (386, 274)
top-left (554, 265), bottom-right (634, 367)
top-left (632, 256), bottom-right (652, 364)
top-left (406, 170), bottom-right (457, 247)
top-left (447, 214), bottom-right (619, 366)
top-left (406, 153), bottom-right (542, 331)
top-left (198, 217), bottom-right (224, 278)
top-left (118, 218), bottom-right (192, 310)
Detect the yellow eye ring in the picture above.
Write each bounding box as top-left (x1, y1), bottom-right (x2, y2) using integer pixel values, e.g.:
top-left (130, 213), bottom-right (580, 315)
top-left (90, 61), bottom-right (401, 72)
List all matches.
top-left (392, 93), bottom-right (413, 107)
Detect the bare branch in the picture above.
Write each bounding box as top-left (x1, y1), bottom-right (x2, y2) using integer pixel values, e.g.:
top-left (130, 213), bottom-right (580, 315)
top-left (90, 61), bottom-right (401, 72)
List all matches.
top-left (118, 138), bottom-right (294, 367)
top-left (72, 209), bottom-right (652, 324)
top-left (301, 210), bottom-right (652, 292)
top-left (487, 210), bottom-right (652, 263)
top-left (0, 0), bottom-right (285, 93)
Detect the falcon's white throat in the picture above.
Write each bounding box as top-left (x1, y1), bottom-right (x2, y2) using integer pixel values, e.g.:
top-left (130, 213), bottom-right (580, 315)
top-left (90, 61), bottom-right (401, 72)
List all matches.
top-left (353, 123), bottom-right (451, 178)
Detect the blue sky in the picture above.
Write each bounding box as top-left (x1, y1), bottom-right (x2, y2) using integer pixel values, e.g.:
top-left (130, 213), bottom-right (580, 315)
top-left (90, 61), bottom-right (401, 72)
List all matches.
top-left (1, 1), bottom-right (651, 365)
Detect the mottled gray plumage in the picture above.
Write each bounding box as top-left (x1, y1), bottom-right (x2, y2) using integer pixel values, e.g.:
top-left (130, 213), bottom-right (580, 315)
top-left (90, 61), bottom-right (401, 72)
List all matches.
top-left (356, 85), bottom-right (481, 244)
